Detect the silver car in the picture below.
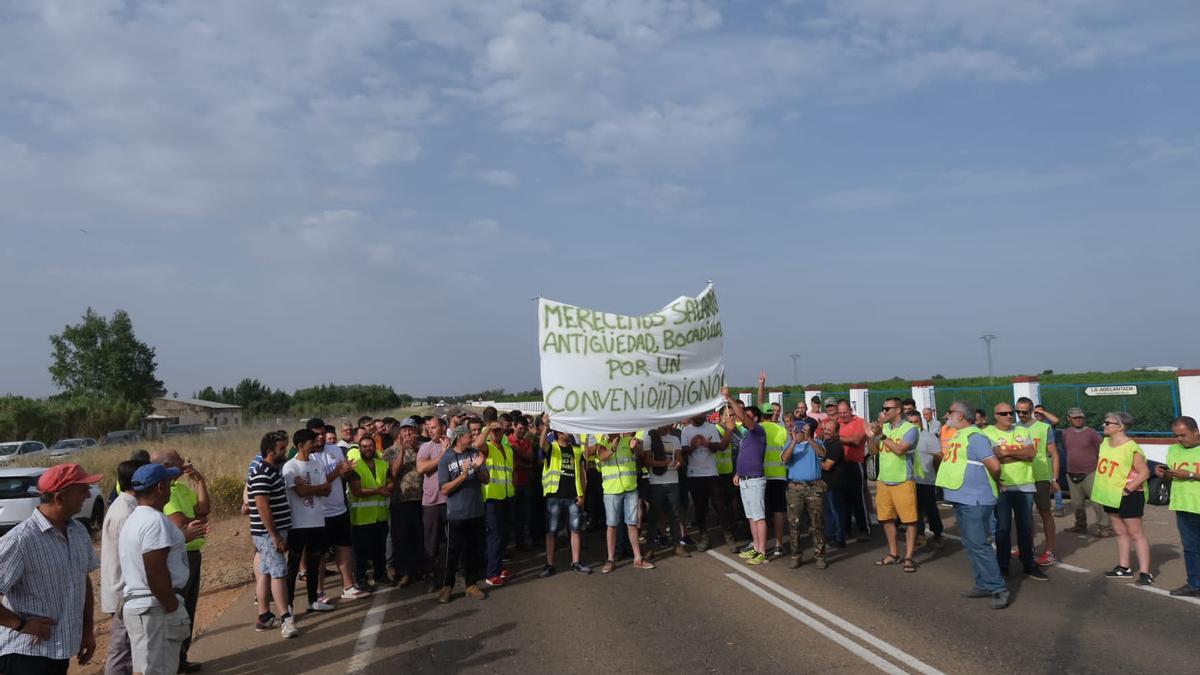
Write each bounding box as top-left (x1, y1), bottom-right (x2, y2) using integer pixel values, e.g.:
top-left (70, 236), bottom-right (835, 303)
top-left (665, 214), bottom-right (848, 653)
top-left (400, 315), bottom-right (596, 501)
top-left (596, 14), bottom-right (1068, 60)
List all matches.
top-left (0, 441), bottom-right (48, 466)
top-left (48, 437), bottom-right (99, 458)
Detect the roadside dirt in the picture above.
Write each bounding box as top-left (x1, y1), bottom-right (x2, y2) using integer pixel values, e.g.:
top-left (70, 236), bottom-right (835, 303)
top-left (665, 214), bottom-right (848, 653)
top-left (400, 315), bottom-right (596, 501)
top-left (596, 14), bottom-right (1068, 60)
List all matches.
top-left (72, 515), bottom-right (255, 673)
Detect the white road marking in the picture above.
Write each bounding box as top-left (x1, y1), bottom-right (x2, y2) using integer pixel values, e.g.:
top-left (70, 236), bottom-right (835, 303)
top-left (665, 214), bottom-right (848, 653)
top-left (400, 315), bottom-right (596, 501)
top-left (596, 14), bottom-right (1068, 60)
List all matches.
top-left (724, 574), bottom-right (908, 675)
top-left (938, 533), bottom-right (1091, 573)
top-left (707, 551), bottom-right (945, 675)
top-left (345, 587), bottom-right (393, 674)
top-left (1129, 584), bottom-right (1200, 607)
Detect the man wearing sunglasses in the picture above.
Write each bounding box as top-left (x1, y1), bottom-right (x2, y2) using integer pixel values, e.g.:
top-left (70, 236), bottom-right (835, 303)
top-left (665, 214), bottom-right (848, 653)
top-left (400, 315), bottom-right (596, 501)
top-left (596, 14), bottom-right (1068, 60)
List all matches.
top-left (984, 404), bottom-right (1049, 581)
top-left (867, 398), bottom-right (920, 572)
top-left (1016, 397), bottom-right (1060, 567)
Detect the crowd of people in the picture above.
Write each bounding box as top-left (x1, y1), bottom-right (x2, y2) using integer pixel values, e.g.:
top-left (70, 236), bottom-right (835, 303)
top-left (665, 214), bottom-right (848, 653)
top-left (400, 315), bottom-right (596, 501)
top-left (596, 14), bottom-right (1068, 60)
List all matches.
top-left (1, 381), bottom-right (1199, 673)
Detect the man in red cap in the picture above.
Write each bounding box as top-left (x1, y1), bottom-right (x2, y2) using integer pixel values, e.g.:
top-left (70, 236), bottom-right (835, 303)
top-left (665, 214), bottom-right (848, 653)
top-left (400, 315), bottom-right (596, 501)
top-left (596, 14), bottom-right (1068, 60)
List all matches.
top-left (0, 463), bottom-right (103, 675)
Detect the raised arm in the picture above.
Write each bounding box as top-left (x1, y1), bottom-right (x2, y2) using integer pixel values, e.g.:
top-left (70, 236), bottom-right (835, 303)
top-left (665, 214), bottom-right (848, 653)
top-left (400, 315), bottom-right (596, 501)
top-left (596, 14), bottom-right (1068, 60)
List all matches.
top-left (722, 387), bottom-right (748, 425)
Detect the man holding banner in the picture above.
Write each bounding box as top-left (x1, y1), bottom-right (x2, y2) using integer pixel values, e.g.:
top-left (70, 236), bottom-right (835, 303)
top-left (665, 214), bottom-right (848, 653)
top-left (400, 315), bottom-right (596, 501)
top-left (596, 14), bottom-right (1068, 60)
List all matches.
top-left (589, 434), bottom-right (655, 573)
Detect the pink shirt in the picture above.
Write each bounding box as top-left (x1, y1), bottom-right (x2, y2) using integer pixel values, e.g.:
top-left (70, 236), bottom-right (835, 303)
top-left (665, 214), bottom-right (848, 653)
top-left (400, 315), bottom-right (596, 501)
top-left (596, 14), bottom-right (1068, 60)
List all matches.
top-left (417, 440), bottom-right (449, 506)
top-left (1063, 426), bottom-right (1103, 474)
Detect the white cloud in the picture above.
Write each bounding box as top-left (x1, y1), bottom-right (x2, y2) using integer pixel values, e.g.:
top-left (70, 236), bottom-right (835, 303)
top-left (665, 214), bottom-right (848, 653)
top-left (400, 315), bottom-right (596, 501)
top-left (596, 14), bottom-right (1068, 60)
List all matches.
top-left (466, 218), bottom-right (502, 237)
top-left (564, 102), bottom-right (745, 169)
top-left (478, 169), bottom-right (519, 187)
top-left (621, 182), bottom-right (705, 219)
top-left (811, 165), bottom-right (1106, 212)
top-left (1120, 137), bottom-right (1198, 168)
top-left (247, 209), bottom-right (368, 260)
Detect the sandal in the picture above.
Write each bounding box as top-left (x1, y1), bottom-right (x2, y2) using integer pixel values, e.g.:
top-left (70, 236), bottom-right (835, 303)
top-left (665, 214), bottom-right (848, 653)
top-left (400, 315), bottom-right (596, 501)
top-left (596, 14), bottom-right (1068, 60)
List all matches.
top-left (875, 554), bottom-right (899, 567)
top-left (601, 560), bottom-right (615, 574)
top-left (903, 558), bottom-right (917, 573)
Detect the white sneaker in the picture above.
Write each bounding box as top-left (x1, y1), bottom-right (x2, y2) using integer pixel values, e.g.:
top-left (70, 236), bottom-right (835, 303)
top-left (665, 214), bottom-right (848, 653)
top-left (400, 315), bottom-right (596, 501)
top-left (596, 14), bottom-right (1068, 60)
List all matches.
top-left (309, 600), bottom-right (335, 612)
top-left (280, 616), bottom-right (298, 639)
top-left (341, 586), bottom-right (370, 600)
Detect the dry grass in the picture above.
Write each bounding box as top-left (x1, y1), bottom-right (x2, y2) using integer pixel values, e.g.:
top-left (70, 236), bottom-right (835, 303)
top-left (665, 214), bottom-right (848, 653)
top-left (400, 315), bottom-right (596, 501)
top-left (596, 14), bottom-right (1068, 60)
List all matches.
top-left (11, 408), bottom-right (427, 515)
top-left (13, 426), bottom-right (266, 516)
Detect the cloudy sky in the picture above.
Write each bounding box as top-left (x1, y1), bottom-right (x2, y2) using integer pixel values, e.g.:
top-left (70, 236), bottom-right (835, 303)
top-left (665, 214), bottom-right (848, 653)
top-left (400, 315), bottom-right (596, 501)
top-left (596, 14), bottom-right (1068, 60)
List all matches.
top-left (2, 0), bottom-right (1198, 399)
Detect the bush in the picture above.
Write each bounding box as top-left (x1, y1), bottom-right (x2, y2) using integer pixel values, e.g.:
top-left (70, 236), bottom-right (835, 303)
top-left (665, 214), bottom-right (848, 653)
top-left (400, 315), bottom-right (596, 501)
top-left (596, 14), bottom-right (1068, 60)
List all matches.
top-left (208, 474), bottom-right (246, 517)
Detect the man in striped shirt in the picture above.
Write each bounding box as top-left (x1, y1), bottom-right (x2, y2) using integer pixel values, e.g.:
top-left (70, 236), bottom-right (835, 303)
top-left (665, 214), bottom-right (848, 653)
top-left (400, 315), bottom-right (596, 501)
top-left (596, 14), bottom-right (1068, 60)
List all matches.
top-left (247, 435), bottom-right (296, 637)
top-left (0, 463), bottom-right (103, 675)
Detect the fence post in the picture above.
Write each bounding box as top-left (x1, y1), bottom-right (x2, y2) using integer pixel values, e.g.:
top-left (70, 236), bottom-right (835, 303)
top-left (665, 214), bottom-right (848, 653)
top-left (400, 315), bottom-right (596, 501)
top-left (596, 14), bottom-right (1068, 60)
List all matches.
top-left (849, 384), bottom-right (869, 419)
top-left (1012, 376), bottom-right (1040, 405)
top-left (804, 387), bottom-right (822, 410)
top-left (1178, 370), bottom-right (1200, 421)
top-left (911, 380), bottom-right (936, 413)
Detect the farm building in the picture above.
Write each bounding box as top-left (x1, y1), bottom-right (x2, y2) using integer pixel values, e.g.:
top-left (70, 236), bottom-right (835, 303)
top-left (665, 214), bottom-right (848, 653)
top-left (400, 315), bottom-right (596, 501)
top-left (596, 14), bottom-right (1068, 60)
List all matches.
top-left (151, 396), bottom-right (243, 427)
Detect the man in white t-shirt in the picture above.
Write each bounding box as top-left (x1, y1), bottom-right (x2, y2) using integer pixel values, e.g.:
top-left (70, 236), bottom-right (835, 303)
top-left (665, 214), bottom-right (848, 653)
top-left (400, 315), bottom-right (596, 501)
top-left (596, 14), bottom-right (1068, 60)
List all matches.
top-left (680, 414), bottom-right (731, 552)
top-left (100, 458), bottom-right (149, 675)
top-left (643, 426), bottom-right (690, 558)
top-left (120, 463), bottom-right (193, 675)
top-left (282, 429), bottom-right (336, 613)
top-left (311, 425), bottom-right (366, 601)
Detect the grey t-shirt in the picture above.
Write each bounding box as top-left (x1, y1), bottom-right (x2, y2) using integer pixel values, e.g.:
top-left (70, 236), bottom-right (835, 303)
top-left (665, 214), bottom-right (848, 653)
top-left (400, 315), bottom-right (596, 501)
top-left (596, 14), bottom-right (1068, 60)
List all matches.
top-left (437, 448), bottom-right (485, 521)
top-left (914, 430), bottom-right (942, 486)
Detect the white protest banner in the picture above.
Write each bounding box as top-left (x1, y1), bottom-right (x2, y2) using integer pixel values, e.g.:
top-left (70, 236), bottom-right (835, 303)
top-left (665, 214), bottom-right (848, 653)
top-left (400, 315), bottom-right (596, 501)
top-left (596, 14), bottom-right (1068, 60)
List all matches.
top-left (538, 284), bottom-right (725, 434)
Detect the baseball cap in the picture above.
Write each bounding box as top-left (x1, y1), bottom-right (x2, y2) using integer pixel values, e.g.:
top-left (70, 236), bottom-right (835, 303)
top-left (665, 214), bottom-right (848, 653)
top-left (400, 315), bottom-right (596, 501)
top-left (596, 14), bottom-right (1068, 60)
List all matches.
top-left (1067, 407), bottom-right (1085, 417)
top-left (37, 463), bottom-right (103, 494)
top-left (130, 463), bottom-right (182, 491)
top-left (399, 418), bottom-right (419, 428)
top-left (761, 402), bottom-right (775, 414)
top-left (448, 425), bottom-right (469, 441)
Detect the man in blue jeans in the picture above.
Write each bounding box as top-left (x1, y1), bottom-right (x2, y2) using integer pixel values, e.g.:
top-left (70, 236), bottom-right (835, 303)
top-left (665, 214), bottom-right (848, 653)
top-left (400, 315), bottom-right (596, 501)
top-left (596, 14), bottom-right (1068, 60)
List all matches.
top-left (985, 403), bottom-right (1049, 582)
top-left (1158, 416), bottom-right (1200, 596)
top-left (936, 402), bottom-right (1009, 609)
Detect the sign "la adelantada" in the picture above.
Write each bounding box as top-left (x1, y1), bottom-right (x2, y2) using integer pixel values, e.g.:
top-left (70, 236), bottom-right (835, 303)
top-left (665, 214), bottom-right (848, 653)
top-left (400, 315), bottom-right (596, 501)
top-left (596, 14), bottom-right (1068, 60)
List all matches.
top-left (1084, 385), bottom-right (1138, 397)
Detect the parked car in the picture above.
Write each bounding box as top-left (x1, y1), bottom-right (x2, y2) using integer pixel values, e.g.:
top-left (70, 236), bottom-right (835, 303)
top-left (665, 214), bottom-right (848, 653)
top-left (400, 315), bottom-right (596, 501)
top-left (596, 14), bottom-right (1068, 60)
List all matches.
top-left (0, 441), bottom-right (48, 466)
top-left (0, 467), bottom-right (105, 536)
top-left (48, 437), bottom-right (99, 458)
top-left (162, 423), bottom-right (205, 438)
top-left (102, 430), bottom-right (140, 445)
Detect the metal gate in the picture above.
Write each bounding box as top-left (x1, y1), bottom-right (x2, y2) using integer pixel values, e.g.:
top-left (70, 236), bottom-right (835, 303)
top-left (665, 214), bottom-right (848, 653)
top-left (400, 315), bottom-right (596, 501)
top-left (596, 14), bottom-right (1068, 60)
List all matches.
top-left (1040, 381), bottom-right (1180, 436)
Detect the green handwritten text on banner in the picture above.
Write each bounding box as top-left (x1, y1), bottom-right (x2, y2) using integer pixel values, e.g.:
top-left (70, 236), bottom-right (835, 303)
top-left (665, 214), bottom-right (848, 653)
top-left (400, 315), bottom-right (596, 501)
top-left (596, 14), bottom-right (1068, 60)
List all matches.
top-left (538, 284), bottom-right (725, 434)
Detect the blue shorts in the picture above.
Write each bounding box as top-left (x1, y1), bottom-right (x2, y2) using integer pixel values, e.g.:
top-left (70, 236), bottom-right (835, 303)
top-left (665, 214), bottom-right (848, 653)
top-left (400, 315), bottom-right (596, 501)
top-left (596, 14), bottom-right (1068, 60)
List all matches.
top-left (546, 497), bottom-right (583, 534)
top-left (252, 530), bottom-right (288, 578)
top-left (740, 477), bottom-right (767, 521)
top-left (603, 490), bottom-right (640, 527)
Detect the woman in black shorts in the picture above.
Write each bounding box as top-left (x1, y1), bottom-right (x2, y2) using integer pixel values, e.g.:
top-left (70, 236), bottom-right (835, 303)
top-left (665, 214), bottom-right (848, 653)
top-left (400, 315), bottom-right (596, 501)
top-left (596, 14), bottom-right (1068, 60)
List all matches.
top-left (1096, 412), bottom-right (1153, 585)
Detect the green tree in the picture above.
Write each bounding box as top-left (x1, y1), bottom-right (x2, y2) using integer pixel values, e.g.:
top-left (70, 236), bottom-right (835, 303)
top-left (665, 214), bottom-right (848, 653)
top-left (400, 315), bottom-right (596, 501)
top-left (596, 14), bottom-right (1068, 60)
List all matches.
top-left (49, 308), bottom-right (163, 408)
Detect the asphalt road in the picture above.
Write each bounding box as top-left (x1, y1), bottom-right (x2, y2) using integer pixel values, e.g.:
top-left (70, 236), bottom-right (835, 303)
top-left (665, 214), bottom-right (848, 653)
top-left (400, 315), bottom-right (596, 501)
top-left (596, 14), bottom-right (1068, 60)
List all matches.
top-left (189, 505), bottom-right (1200, 674)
